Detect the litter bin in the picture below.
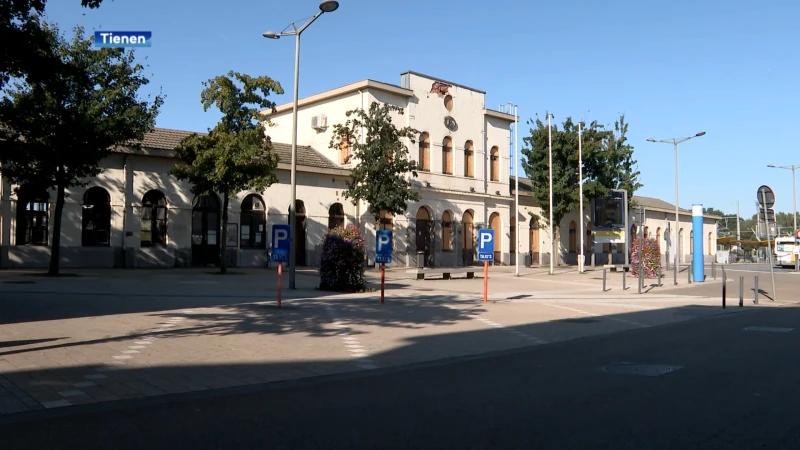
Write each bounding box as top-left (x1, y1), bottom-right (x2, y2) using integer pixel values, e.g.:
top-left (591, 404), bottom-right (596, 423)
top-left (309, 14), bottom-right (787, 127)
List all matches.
top-left (417, 251), bottom-right (425, 268)
top-left (524, 252), bottom-right (532, 267)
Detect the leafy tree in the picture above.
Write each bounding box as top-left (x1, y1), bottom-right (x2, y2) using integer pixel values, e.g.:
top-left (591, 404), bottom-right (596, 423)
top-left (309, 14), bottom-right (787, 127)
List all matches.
top-left (521, 114), bottom-right (643, 262)
top-left (329, 102), bottom-right (420, 221)
top-left (520, 116), bottom-right (606, 253)
top-left (170, 71), bottom-right (282, 273)
top-left (0, 23), bottom-right (163, 275)
top-left (1, 0), bottom-right (105, 90)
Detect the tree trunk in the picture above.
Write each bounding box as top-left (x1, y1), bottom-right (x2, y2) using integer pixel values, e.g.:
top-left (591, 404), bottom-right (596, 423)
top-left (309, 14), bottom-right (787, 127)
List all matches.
top-left (219, 193), bottom-right (229, 274)
top-left (48, 183), bottom-right (66, 276)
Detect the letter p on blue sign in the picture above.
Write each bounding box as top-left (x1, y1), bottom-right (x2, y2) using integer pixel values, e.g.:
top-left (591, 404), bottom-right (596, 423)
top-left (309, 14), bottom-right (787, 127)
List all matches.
top-left (271, 224), bottom-right (291, 263)
top-left (477, 229), bottom-right (494, 261)
top-left (375, 230), bottom-right (392, 264)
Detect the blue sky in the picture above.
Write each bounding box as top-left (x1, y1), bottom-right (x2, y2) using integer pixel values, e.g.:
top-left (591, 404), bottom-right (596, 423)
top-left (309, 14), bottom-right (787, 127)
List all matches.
top-left (44, 0), bottom-right (800, 220)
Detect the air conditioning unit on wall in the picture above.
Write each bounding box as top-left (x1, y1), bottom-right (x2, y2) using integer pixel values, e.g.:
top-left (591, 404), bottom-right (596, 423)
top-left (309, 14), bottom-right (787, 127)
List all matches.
top-left (311, 114), bottom-right (327, 130)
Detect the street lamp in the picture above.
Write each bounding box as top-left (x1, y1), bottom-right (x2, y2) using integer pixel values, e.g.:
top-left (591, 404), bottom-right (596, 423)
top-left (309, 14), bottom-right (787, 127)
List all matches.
top-left (767, 164), bottom-right (799, 271)
top-left (646, 131), bottom-right (705, 285)
top-left (263, 1), bottom-right (338, 289)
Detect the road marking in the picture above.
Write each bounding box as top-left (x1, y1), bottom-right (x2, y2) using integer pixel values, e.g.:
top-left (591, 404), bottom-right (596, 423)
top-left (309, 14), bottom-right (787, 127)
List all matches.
top-left (120, 350), bottom-right (139, 354)
top-left (325, 305), bottom-right (380, 370)
top-left (57, 390), bottom-right (85, 397)
top-left (128, 345), bottom-right (146, 349)
top-left (743, 326), bottom-right (794, 332)
top-left (112, 355), bottom-right (132, 360)
top-left (543, 303), bottom-right (650, 328)
top-left (444, 305), bottom-right (548, 344)
top-left (41, 400), bottom-right (72, 408)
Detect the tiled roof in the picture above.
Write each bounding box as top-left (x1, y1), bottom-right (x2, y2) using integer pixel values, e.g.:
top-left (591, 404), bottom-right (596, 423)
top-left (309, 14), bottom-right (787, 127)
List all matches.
top-left (631, 195), bottom-right (689, 212)
top-left (509, 176), bottom-right (534, 194)
top-left (134, 127), bottom-right (338, 170)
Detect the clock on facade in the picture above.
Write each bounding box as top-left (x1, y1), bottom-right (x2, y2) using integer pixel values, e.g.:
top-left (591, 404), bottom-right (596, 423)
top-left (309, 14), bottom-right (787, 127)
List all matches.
top-left (444, 116), bottom-right (458, 132)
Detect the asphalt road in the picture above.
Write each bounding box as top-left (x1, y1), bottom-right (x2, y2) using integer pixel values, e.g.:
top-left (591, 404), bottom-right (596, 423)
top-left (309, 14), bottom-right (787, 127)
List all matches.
top-left (2, 306), bottom-right (800, 450)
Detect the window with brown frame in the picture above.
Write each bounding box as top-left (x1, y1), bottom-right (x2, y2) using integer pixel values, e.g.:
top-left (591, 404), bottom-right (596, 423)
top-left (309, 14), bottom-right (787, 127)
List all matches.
top-left (442, 137), bottom-right (453, 174)
top-left (490, 146), bottom-right (500, 181)
top-left (464, 140), bottom-right (474, 177)
top-left (442, 211), bottom-right (452, 250)
top-left (419, 132), bottom-right (430, 171)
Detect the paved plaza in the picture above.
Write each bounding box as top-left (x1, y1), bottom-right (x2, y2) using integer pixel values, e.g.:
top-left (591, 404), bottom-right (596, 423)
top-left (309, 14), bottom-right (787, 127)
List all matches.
top-left (1, 263), bottom-right (796, 419)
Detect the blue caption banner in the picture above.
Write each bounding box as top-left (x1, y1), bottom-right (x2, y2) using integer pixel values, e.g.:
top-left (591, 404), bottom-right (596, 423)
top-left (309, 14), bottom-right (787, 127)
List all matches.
top-left (94, 31), bottom-right (152, 48)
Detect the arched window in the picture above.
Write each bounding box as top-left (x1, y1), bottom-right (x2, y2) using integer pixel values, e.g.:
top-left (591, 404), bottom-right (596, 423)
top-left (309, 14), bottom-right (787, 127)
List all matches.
top-left (328, 203), bottom-right (345, 230)
top-left (442, 211), bottom-right (453, 251)
top-left (339, 133), bottom-right (350, 165)
top-left (644, 226), bottom-right (649, 239)
top-left (418, 132), bottom-right (430, 171)
top-left (690, 230), bottom-right (694, 254)
top-left (464, 140), bottom-right (474, 178)
top-left (490, 146), bottom-right (500, 181)
top-left (240, 194), bottom-right (266, 248)
top-left (442, 136), bottom-right (453, 174)
top-left (82, 187), bottom-right (111, 246)
top-left (509, 211), bottom-right (516, 255)
top-left (15, 185), bottom-right (49, 246)
top-left (141, 190), bottom-right (167, 247)
top-left (489, 212), bottom-right (502, 261)
top-left (708, 232), bottom-right (713, 255)
top-left (656, 227), bottom-right (662, 251)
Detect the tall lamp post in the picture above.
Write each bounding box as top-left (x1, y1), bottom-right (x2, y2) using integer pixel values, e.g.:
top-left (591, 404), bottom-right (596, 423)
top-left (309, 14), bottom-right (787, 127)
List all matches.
top-left (646, 131), bottom-right (706, 285)
top-left (767, 164), bottom-right (799, 271)
top-left (547, 113), bottom-right (554, 275)
top-left (263, 1), bottom-right (339, 289)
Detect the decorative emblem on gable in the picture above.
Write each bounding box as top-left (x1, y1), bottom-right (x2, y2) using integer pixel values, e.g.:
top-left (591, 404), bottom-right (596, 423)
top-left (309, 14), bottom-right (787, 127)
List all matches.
top-left (430, 81), bottom-right (451, 97)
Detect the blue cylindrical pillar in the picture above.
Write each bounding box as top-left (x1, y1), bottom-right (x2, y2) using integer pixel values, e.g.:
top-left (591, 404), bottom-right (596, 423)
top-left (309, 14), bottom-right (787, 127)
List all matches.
top-left (692, 204), bottom-right (704, 282)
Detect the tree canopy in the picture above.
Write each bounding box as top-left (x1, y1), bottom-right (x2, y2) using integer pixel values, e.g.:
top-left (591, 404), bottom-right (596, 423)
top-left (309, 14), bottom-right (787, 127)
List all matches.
top-left (329, 102), bottom-right (421, 222)
top-left (521, 114), bottom-right (641, 231)
top-left (0, 22), bottom-right (163, 275)
top-left (1, 0), bottom-right (106, 90)
top-left (170, 71), bottom-right (283, 273)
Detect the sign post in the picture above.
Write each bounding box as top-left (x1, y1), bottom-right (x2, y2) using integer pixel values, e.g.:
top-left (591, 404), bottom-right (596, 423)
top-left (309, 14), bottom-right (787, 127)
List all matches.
top-left (271, 224), bottom-right (291, 308)
top-left (375, 230), bottom-right (393, 304)
top-left (477, 229), bottom-right (494, 303)
top-left (757, 185), bottom-right (777, 301)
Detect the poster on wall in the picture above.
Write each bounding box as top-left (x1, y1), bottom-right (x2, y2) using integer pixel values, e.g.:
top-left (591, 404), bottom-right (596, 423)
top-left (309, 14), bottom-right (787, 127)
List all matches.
top-left (226, 223), bottom-right (238, 247)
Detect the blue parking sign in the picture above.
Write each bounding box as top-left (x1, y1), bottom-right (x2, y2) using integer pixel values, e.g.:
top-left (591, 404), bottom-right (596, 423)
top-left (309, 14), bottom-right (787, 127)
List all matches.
top-left (477, 229), bottom-right (494, 261)
top-left (271, 224), bottom-right (291, 263)
top-left (375, 230), bottom-right (393, 264)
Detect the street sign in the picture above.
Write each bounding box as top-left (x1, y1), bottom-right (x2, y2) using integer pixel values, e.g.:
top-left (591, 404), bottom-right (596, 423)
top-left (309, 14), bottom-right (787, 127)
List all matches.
top-left (271, 224), bottom-right (291, 262)
top-left (757, 185), bottom-right (775, 208)
top-left (375, 230), bottom-right (393, 264)
top-left (760, 207), bottom-right (775, 222)
top-left (477, 229), bottom-right (494, 261)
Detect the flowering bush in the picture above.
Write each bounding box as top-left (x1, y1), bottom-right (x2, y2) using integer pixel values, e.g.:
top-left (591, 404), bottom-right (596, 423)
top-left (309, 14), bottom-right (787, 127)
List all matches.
top-left (319, 225), bottom-right (367, 292)
top-left (629, 236), bottom-right (662, 278)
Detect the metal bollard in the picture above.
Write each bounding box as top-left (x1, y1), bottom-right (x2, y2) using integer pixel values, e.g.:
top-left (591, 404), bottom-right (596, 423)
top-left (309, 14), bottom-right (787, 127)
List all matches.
top-left (638, 268), bottom-right (643, 294)
top-left (722, 268), bottom-right (726, 308)
top-left (754, 276), bottom-right (759, 305)
top-left (622, 269), bottom-right (627, 290)
top-left (739, 276), bottom-right (744, 307)
top-left (688, 265), bottom-right (692, 283)
top-left (603, 269), bottom-right (607, 292)
top-left (712, 262), bottom-right (716, 280)
top-left (658, 265), bottom-right (662, 287)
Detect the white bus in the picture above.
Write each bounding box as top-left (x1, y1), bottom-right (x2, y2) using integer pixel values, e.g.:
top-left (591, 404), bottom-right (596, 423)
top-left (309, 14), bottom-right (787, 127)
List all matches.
top-left (774, 237), bottom-right (798, 267)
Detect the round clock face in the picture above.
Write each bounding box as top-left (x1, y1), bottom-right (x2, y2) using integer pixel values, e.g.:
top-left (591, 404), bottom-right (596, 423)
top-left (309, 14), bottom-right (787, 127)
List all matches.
top-left (444, 116), bottom-right (458, 132)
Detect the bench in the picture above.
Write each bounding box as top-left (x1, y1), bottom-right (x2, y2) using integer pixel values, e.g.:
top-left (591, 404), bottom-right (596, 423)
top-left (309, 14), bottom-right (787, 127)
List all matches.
top-left (603, 264), bottom-right (630, 272)
top-left (405, 267), bottom-right (479, 280)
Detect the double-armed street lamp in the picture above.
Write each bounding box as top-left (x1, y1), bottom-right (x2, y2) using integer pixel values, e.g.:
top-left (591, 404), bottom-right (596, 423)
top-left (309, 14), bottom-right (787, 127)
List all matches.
top-left (263, 1), bottom-right (339, 289)
top-left (646, 131), bottom-right (706, 285)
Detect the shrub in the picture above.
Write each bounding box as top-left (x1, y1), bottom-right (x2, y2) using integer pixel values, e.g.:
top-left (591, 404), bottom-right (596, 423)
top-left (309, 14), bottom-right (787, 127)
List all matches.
top-left (629, 236), bottom-right (661, 278)
top-left (319, 224), bottom-right (367, 291)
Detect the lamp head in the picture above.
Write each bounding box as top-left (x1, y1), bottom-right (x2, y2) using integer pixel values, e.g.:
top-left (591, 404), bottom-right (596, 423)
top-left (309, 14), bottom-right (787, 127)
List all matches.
top-left (319, 0), bottom-right (339, 12)
top-left (262, 31), bottom-right (280, 39)
top-left (695, 131), bottom-right (706, 137)
top-left (646, 138), bottom-right (656, 142)
top-left (767, 165), bottom-right (776, 168)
